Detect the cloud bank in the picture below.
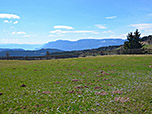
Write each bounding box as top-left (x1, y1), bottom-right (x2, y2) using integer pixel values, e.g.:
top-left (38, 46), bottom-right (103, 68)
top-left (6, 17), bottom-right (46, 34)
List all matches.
top-left (0, 13), bottom-right (20, 19)
top-left (53, 25), bottom-right (74, 30)
top-left (4, 20), bottom-right (18, 24)
top-left (12, 32), bottom-right (26, 35)
top-left (130, 23), bottom-right (152, 30)
top-left (50, 30), bottom-right (98, 34)
top-left (130, 23), bottom-right (152, 36)
top-left (105, 16), bottom-right (117, 19)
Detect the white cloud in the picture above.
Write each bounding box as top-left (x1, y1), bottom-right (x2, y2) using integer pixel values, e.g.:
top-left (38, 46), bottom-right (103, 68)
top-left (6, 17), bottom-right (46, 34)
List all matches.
top-left (12, 32), bottom-right (26, 35)
top-left (13, 21), bottom-right (18, 24)
top-left (105, 33), bottom-right (127, 39)
top-left (141, 29), bottom-right (152, 37)
top-left (102, 30), bottom-right (114, 34)
top-left (53, 25), bottom-right (74, 30)
top-left (4, 20), bottom-right (9, 23)
top-left (4, 20), bottom-right (18, 24)
top-left (0, 38), bottom-right (20, 44)
top-left (50, 30), bottom-right (64, 34)
top-left (12, 32), bottom-right (16, 35)
top-left (3, 20), bottom-right (12, 23)
top-left (119, 33), bottom-right (128, 39)
top-left (105, 16), bottom-right (117, 19)
top-left (95, 24), bottom-right (107, 29)
top-left (49, 30), bottom-right (99, 34)
top-left (17, 32), bottom-right (26, 35)
top-left (0, 13), bottom-right (20, 19)
top-left (130, 23), bottom-right (152, 30)
top-left (11, 31), bottom-right (32, 38)
top-left (130, 23), bottom-right (152, 36)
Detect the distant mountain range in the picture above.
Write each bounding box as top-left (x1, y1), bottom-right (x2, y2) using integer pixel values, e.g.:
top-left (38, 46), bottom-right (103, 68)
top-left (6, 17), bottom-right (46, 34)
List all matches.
top-left (0, 37), bottom-right (151, 57)
top-left (0, 48), bottom-right (63, 57)
top-left (0, 39), bottom-right (126, 51)
top-left (0, 48), bottom-right (24, 52)
top-left (0, 39), bottom-right (126, 57)
top-left (43, 39), bottom-right (125, 51)
top-left (0, 44), bottom-right (42, 50)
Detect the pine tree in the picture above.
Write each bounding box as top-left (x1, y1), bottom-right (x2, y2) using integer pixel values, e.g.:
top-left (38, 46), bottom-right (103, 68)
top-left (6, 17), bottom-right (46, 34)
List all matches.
top-left (124, 29), bottom-right (143, 49)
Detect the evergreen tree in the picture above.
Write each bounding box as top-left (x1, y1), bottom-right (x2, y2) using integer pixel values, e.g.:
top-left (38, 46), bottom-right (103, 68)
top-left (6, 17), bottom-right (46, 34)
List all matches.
top-left (124, 29), bottom-right (143, 49)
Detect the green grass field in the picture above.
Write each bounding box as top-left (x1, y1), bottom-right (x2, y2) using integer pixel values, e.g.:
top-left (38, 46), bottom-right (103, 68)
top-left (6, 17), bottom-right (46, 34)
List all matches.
top-left (0, 55), bottom-right (152, 113)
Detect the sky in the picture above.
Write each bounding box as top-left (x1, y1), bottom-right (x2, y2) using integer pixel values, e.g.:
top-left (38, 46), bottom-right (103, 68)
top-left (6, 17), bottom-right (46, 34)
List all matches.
top-left (0, 0), bottom-right (152, 44)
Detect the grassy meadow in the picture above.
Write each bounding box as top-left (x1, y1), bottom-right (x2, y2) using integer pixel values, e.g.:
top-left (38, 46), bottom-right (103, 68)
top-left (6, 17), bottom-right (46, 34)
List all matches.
top-left (0, 55), bottom-right (152, 113)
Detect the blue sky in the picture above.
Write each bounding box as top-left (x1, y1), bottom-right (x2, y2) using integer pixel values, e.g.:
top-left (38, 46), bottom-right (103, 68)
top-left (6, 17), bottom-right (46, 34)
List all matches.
top-left (0, 0), bottom-right (152, 44)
